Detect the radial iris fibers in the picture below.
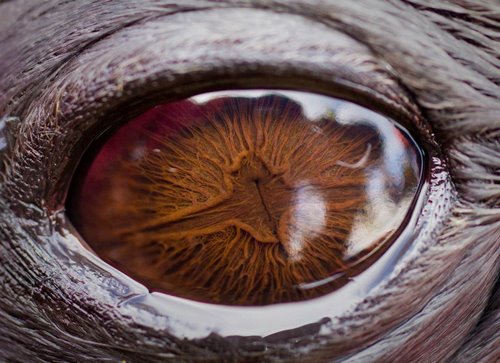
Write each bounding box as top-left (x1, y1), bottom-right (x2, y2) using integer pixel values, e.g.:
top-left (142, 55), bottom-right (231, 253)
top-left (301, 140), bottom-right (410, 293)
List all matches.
top-left (68, 90), bottom-right (423, 306)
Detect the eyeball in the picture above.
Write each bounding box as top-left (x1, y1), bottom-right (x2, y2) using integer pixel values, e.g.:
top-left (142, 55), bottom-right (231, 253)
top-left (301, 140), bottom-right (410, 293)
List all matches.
top-left (67, 90), bottom-right (423, 306)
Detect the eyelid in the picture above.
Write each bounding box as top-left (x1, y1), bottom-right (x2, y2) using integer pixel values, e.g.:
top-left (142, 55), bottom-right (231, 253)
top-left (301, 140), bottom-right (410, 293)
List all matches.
top-left (0, 7), bottom-right (455, 359)
top-left (30, 8), bottom-right (434, 207)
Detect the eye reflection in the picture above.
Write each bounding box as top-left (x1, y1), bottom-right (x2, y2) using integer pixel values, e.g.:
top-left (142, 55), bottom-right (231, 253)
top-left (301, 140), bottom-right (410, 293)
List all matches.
top-left (68, 90), bottom-right (422, 306)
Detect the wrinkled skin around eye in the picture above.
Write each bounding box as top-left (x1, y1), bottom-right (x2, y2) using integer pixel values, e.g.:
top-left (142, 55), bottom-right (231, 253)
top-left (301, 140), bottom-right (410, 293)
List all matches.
top-left (0, 1), bottom-right (498, 363)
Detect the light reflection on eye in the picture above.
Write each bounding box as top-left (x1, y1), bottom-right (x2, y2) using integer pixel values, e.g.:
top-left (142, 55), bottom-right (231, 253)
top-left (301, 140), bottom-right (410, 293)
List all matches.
top-left (67, 90), bottom-right (423, 306)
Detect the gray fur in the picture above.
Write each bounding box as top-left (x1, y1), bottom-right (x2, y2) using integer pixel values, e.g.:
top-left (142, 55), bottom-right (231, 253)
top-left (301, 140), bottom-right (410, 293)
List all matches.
top-left (0, 1), bottom-right (498, 362)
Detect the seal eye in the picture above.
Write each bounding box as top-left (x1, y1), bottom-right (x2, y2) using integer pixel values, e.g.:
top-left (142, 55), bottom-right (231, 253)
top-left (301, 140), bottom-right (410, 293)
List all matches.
top-left (67, 90), bottom-right (423, 306)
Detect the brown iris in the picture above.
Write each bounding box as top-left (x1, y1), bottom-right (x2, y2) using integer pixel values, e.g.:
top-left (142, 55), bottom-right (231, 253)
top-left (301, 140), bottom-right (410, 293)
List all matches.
top-left (69, 91), bottom-right (422, 305)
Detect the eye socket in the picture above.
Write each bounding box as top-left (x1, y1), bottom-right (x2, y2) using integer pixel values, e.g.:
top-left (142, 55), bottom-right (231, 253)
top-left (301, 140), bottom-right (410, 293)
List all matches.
top-left (1, 4), bottom-right (472, 360)
top-left (67, 89), bottom-right (423, 306)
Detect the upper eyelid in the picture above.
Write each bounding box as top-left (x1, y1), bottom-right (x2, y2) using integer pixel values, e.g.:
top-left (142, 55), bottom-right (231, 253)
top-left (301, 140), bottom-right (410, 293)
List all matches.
top-left (3, 8), bottom-right (434, 210)
top-left (0, 6), bottom-right (456, 358)
top-left (3, 7), bottom-right (418, 121)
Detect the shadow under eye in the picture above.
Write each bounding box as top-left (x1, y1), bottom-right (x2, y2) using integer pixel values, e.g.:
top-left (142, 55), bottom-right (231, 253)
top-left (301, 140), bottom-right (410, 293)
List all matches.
top-left (67, 89), bottom-right (424, 306)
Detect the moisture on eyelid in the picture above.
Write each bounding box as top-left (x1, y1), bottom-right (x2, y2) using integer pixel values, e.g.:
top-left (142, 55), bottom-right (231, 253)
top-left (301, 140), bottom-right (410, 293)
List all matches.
top-left (68, 90), bottom-right (423, 307)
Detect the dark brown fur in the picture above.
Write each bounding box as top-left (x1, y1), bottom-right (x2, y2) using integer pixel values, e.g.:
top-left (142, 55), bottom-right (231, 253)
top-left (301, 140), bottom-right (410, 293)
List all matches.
top-left (0, 1), bottom-right (498, 362)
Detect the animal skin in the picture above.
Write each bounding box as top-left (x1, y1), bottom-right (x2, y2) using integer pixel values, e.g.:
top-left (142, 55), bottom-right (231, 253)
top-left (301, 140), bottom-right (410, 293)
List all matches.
top-left (0, 1), bottom-right (498, 362)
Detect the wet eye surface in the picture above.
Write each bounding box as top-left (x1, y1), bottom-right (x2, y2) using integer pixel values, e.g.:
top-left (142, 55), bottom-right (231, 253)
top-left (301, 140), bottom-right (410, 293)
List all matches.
top-left (68, 90), bottom-right (423, 306)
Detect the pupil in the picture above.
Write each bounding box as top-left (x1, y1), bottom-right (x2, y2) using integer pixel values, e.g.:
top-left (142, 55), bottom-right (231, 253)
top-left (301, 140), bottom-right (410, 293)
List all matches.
top-left (68, 90), bottom-right (422, 306)
top-left (232, 158), bottom-right (284, 245)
